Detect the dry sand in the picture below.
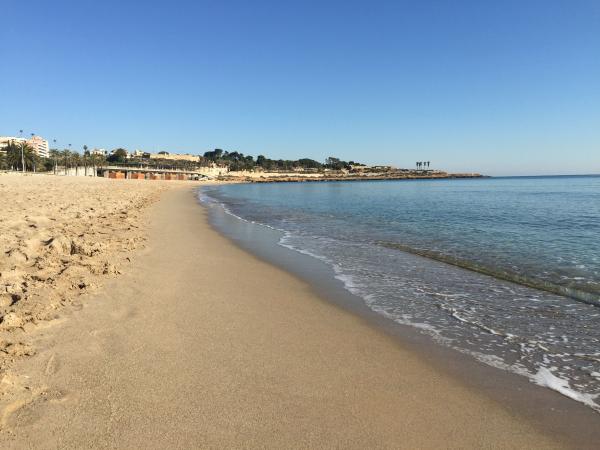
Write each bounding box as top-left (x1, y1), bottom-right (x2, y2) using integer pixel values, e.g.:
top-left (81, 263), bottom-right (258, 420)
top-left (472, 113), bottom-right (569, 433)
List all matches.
top-left (0, 174), bottom-right (170, 369)
top-left (0, 175), bottom-right (571, 448)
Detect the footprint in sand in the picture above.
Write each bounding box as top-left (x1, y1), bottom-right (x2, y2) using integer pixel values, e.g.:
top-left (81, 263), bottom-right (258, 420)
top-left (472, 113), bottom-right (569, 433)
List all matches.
top-left (44, 353), bottom-right (59, 376)
top-left (2, 389), bottom-right (72, 429)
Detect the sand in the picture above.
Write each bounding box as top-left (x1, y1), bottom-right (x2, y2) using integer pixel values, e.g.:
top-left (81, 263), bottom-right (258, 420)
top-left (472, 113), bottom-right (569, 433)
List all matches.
top-left (0, 174), bottom-right (171, 368)
top-left (0, 175), bottom-right (570, 448)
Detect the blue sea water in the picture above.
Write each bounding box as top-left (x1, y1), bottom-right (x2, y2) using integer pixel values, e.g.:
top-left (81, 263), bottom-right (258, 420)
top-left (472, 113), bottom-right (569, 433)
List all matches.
top-left (200, 176), bottom-right (600, 411)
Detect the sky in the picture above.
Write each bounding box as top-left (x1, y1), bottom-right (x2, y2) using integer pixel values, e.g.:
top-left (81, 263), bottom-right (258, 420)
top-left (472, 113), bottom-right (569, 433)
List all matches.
top-left (1, 0), bottom-right (599, 176)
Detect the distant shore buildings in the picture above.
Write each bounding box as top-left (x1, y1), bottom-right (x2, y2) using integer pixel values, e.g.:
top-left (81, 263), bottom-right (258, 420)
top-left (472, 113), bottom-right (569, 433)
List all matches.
top-left (129, 150), bottom-right (200, 162)
top-left (0, 135), bottom-right (50, 158)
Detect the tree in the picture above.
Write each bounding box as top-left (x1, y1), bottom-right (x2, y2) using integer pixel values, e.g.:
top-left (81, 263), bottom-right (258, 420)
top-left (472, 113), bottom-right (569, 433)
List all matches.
top-left (90, 153), bottom-right (106, 176)
top-left (83, 145), bottom-right (89, 176)
top-left (0, 151), bottom-right (6, 170)
top-left (325, 156), bottom-right (347, 170)
top-left (297, 158), bottom-right (322, 169)
top-left (62, 149), bottom-right (71, 175)
top-left (107, 148), bottom-right (128, 163)
top-left (49, 149), bottom-right (60, 174)
top-left (71, 152), bottom-right (82, 176)
top-left (203, 149), bottom-right (224, 161)
top-left (5, 141), bottom-right (36, 171)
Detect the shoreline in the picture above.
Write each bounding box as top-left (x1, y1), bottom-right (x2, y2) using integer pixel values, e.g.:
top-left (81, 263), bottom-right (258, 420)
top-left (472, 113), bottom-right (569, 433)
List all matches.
top-left (218, 173), bottom-right (487, 183)
top-left (201, 185), bottom-right (600, 445)
top-left (0, 178), bottom-right (595, 447)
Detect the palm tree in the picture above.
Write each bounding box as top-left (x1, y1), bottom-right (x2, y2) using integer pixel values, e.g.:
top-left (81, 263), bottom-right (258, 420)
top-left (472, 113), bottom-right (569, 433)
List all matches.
top-left (83, 145), bottom-right (89, 176)
top-left (89, 153), bottom-right (100, 177)
top-left (0, 151), bottom-right (6, 170)
top-left (5, 141), bottom-right (35, 171)
top-left (49, 149), bottom-right (60, 175)
top-left (51, 140), bottom-right (58, 174)
top-left (95, 153), bottom-right (107, 176)
top-left (71, 152), bottom-right (82, 176)
top-left (62, 149), bottom-right (71, 175)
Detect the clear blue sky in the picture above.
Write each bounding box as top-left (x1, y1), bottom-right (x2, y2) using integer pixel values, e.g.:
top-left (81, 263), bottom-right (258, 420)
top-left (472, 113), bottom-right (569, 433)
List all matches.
top-left (2, 0), bottom-right (599, 175)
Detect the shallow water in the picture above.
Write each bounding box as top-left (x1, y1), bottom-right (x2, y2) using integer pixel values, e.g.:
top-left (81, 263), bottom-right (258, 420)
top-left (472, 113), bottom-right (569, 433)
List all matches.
top-left (200, 176), bottom-right (600, 411)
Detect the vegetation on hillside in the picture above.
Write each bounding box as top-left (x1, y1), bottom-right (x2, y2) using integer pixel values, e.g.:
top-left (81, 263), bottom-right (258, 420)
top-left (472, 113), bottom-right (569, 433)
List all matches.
top-left (202, 149), bottom-right (362, 172)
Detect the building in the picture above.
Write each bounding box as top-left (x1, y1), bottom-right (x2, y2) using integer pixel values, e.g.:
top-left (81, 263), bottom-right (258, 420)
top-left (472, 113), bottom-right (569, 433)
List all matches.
top-left (91, 148), bottom-right (108, 156)
top-left (147, 152), bottom-right (200, 162)
top-left (0, 137), bottom-right (27, 155)
top-left (0, 135), bottom-right (49, 158)
top-left (28, 135), bottom-right (49, 158)
top-left (1, 137), bottom-right (22, 155)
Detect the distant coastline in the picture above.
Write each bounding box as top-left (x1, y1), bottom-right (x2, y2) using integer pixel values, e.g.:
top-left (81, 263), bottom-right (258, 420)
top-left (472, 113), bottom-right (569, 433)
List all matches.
top-left (217, 170), bottom-right (486, 183)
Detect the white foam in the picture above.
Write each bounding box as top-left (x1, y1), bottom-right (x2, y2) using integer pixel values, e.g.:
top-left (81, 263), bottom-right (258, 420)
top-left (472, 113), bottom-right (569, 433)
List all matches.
top-left (533, 367), bottom-right (600, 411)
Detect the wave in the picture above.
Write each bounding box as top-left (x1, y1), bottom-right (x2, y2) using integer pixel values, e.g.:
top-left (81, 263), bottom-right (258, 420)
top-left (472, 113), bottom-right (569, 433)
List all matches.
top-left (377, 241), bottom-right (600, 307)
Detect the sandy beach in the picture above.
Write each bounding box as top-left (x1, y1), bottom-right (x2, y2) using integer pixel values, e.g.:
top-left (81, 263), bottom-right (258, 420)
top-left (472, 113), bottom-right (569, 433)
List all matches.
top-left (0, 175), bottom-right (587, 448)
top-left (0, 175), bottom-right (170, 365)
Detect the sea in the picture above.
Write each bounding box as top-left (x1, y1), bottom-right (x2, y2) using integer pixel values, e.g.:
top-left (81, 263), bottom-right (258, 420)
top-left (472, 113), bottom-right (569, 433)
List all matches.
top-left (199, 175), bottom-right (600, 412)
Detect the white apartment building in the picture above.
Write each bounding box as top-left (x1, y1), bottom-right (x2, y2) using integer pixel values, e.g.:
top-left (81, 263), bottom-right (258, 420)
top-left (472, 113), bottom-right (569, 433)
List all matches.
top-left (0, 136), bottom-right (26, 154)
top-left (28, 135), bottom-right (49, 158)
top-left (0, 135), bottom-right (49, 158)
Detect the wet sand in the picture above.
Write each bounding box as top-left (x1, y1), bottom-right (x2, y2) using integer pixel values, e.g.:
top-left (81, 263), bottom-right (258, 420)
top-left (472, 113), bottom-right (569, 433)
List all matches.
top-left (0, 179), bottom-right (577, 448)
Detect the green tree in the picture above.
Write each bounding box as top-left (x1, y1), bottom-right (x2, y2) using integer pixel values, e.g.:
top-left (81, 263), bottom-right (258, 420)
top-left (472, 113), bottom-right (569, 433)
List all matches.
top-left (324, 156), bottom-right (347, 170)
top-left (83, 145), bottom-right (90, 176)
top-left (90, 153), bottom-right (106, 176)
top-left (71, 152), bottom-right (81, 176)
top-left (5, 141), bottom-right (36, 171)
top-left (107, 148), bottom-right (127, 163)
top-left (49, 149), bottom-right (60, 174)
top-left (297, 158), bottom-right (322, 169)
top-left (41, 156), bottom-right (54, 172)
top-left (62, 149), bottom-right (73, 175)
